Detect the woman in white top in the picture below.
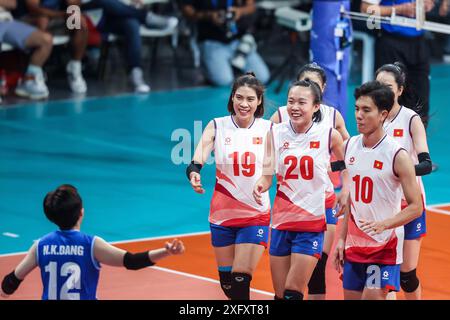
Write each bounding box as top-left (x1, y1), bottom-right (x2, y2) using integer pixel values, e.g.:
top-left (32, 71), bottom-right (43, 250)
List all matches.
top-left (376, 62), bottom-right (432, 300)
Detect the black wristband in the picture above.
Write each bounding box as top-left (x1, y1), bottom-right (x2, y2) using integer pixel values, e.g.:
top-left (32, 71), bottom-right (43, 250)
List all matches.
top-left (1, 271), bottom-right (22, 295)
top-left (186, 161), bottom-right (203, 181)
top-left (415, 152), bottom-right (432, 176)
top-left (331, 160), bottom-right (346, 172)
top-left (123, 252), bottom-right (155, 270)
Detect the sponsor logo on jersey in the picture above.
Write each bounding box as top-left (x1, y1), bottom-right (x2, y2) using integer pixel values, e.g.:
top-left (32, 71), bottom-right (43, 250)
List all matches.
top-left (374, 160), bottom-right (383, 170)
top-left (282, 142), bottom-right (290, 150)
top-left (257, 228), bottom-right (264, 237)
top-left (393, 129), bottom-right (404, 137)
top-left (253, 137), bottom-right (263, 145)
top-left (312, 240), bottom-right (318, 249)
top-left (310, 141), bottom-right (320, 149)
top-left (225, 137), bottom-right (231, 145)
top-left (349, 156), bottom-right (355, 165)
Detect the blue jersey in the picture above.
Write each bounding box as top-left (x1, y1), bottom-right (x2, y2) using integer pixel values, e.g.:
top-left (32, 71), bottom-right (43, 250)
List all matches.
top-left (380, 0), bottom-right (424, 37)
top-left (37, 230), bottom-right (101, 300)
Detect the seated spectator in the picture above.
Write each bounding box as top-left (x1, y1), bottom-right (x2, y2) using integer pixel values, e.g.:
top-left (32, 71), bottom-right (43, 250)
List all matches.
top-left (24, 0), bottom-right (89, 94)
top-left (0, 0), bottom-right (52, 100)
top-left (82, 0), bottom-right (178, 93)
top-left (181, 0), bottom-right (270, 86)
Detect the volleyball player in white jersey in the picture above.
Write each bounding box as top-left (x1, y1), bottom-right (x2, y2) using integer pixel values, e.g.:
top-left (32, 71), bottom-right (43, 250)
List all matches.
top-left (187, 73), bottom-right (272, 300)
top-left (376, 62), bottom-right (433, 300)
top-left (253, 80), bottom-right (346, 300)
top-left (270, 63), bottom-right (350, 300)
top-left (333, 81), bottom-right (423, 300)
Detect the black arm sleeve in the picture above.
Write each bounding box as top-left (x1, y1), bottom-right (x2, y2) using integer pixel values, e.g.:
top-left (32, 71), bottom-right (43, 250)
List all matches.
top-left (1, 271), bottom-right (22, 295)
top-left (123, 252), bottom-right (155, 270)
top-left (186, 161), bottom-right (203, 181)
top-left (415, 152), bottom-right (432, 176)
top-left (331, 160), bottom-right (346, 172)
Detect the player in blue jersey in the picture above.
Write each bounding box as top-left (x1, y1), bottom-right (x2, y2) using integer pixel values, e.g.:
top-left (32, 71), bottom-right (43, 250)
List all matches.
top-left (0, 184), bottom-right (185, 300)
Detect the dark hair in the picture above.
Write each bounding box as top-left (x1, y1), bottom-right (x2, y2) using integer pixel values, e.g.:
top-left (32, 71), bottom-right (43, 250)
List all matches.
top-left (43, 184), bottom-right (82, 230)
top-left (227, 72), bottom-right (265, 118)
top-left (354, 81), bottom-right (395, 113)
top-left (288, 79), bottom-right (322, 122)
top-left (296, 62), bottom-right (327, 87)
top-left (375, 61), bottom-right (423, 116)
top-left (375, 62), bottom-right (407, 91)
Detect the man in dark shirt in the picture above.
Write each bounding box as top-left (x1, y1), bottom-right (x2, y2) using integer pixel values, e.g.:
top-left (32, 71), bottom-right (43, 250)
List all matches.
top-left (182, 0), bottom-right (270, 86)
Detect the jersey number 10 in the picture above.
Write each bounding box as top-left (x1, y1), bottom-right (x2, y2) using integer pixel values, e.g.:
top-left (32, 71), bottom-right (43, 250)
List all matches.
top-left (352, 175), bottom-right (374, 204)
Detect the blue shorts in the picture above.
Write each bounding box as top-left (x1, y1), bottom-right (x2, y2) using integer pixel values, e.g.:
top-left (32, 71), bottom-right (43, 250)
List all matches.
top-left (0, 20), bottom-right (36, 51)
top-left (210, 224), bottom-right (269, 248)
top-left (269, 228), bottom-right (324, 258)
top-left (404, 210), bottom-right (426, 240)
top-left (343, 261), bottom-right (401, 292)
top-left (325, 207), bottom-right (338, 225)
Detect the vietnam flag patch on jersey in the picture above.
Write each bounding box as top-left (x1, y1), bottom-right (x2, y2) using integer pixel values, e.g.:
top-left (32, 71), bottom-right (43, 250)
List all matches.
top-left (253, 137), bottom-right (263, 145)
top-left (393, 129), bottom-right (403, 137)
top-left (373, 160), bottom-right (383, 170)
top-left (310, 141), bottom-right (320, 149)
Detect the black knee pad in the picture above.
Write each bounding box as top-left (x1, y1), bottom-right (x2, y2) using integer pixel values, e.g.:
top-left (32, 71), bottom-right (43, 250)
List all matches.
top-left (283, 289), bottom-right (304, 300)
top-left (400, 269), bottom-right (420, 293)
top-left (219, 270), bottom-right (233, 299)
top-left (308, 252), bottom-right (328, 295)
top-left (229, 272), bottom-right (252, 300)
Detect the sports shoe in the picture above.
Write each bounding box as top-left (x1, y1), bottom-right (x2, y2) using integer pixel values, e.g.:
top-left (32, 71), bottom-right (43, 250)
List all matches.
top-left (66, 61), bottom-right (87, 94)
top-left (130, 67), bottom-right (150, 94)
top-left (145, 12), bottom-right (178, 31)
top-left (15, 73), bottom-right (49, 100)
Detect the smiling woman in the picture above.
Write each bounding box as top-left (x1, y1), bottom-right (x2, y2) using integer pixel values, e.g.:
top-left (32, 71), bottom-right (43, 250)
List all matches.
top-left (186, 72), bottom-right (272, 300)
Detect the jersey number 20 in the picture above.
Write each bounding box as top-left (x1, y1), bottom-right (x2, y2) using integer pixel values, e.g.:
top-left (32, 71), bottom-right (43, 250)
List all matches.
top-left (284, 156), bottom-right (314, 180)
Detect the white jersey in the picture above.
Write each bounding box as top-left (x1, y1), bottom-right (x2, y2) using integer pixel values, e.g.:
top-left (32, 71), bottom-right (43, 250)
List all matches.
top-left (383, 106), bottom-right (426, 207)
top-left (210, 116), bottom-right (272, 227)
top-left (278, 104), bottom-right (337, 205)
top-left (278, 104), bottom-right (337, 128)
top-left (345, 134), bottom-right (405, 265)
top-left (271, 121), bottom-right (332, 232)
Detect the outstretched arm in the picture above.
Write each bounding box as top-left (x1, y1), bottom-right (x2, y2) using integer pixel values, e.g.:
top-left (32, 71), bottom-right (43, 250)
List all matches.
top-left (94, 237), bottom-right (185, 269)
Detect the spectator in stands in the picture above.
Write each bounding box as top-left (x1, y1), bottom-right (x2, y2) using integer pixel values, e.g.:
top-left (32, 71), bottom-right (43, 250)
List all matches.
top-left (181, 0), bottom-right (270, 86)
top-left (0, 0), bottom-right (52, 100)
top-left (81, 0), bottom-right (178, 93)
top-left (361, 0), bottom-right (436, 128)
top-left (24, 0), bottom-right (89, 94)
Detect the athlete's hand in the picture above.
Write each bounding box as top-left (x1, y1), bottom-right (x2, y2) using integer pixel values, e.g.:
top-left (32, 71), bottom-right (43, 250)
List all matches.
top-left (359, 219), bottom-right (388, 236)
top-left (190, 172), bottom-right (205, 194)
top-left (253, 183), bottom-right (264, 206)
top-left (332, 238), bottom-right (345, 274)
top-left (165, 239), bottom-right (185, 255)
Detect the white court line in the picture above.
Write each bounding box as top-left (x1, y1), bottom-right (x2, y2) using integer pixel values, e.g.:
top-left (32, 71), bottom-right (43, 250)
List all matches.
top-left (2, 232), bottom-right (19, 238)
top-left (151, 266), bottom-right (273, 297)
top-left (427, 208), bottom-right (450, 216)
top-left (0, 230), bottom-right (210, 257)
top-left (110, 231), bottom-right (210, 245)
